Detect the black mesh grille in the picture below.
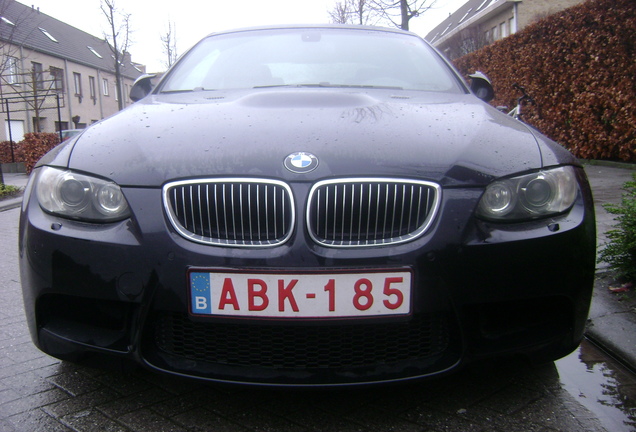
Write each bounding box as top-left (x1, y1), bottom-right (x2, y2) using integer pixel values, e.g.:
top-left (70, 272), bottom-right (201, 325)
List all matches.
top-left (154, 312), bottom-right (449, 370)
top-left (164, 179), bottom-right (294, 246)
top-left (308, 179), bottom-right (440, 247)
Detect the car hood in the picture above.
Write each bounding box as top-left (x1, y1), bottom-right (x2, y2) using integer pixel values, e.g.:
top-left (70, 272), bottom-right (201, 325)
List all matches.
top-left (63, 89), bottom-right (574, 187)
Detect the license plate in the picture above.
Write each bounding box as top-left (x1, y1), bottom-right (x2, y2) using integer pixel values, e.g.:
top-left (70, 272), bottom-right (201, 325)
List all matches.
top-left (188, 269), bottom-right (412, 318)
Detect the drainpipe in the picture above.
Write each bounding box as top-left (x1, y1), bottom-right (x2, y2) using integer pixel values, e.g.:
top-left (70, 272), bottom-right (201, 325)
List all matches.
top-left (18, 46), bottom-right (32, 133)
top-left (97, 70), bottom-right (104, 119)
top-left (63, 59), bottom-right (73, 130)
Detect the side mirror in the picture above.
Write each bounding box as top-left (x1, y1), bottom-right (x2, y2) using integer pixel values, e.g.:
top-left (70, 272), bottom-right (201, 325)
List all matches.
top-left (130, 74), bottom-right (156, 102)
top-left (469, 71), bottom-right (495, 103)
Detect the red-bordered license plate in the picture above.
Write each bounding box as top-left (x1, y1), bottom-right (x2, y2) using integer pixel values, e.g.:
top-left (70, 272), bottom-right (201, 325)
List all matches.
top-left (188, 268), bottom-right (412, 318)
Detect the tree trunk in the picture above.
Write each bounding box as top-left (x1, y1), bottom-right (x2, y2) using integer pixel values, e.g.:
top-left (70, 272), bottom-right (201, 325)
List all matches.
top-left (105, 2), bottom-right (124, 111)
top-left (400, 0), bottom-right (409, 30)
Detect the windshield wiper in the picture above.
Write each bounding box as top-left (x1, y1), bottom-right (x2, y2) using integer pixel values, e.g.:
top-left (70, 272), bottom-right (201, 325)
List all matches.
top-left (160, 87), bottom-right (219, 94)
top-left (254, 83), bottom-right (403, 90)
top-left (336, 84), bottom-right (404, 90)
top-left (159, 89), bottom-right (194, 94)
top-left (253, 84), bottom-right (327, 89)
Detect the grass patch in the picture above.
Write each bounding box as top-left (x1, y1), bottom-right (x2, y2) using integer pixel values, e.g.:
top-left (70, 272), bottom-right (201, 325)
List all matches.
top-left (0, 182), bottom-right (20, 200)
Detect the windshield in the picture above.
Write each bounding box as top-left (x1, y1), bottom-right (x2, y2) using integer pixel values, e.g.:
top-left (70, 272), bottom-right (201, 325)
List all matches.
top-left (160, 28), bottom-right (463, 93)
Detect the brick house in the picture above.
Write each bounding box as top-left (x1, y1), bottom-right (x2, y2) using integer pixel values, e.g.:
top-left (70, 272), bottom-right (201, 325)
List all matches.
top-left (0, 0), bottom-right (144, 142)
top-left (426, 0), bottom-right (586, 60)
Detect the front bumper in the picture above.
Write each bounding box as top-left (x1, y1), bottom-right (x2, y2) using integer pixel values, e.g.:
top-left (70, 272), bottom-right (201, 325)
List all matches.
top-left (19, 168), bottom-right (596, 386)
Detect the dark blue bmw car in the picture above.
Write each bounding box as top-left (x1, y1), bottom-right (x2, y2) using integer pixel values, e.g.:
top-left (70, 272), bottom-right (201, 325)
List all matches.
top-left (19, 25), bottom-right (596, 386)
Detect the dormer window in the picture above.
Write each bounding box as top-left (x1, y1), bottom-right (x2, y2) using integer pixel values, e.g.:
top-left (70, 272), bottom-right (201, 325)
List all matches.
top-left (87, 46), bottom-right (103, 58)
top-left (459, 8), bottom-right (473, 23)
top-left (476, 0), bottom-right (489, 11)
top-left (39, 27), bottom-right (58, 42)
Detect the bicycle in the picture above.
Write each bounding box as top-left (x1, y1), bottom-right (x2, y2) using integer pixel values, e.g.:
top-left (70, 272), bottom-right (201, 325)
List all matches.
top-left (497, 83), bottom-right (536, 121)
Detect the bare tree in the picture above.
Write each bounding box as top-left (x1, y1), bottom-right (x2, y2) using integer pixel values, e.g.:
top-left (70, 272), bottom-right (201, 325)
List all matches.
top-left (329, 1), bottom-right (350, 24)
top-left (0, 1), bottom-right (46, 184)
top-left (100, 0), bottom-right (131, 111)
top-left (369, 0), bottom-right (439, 31)
top-left (329, 0), bottom-right (374, 25)
top-left (160, 21), bottom-right (178, 69)
top-left (0, 3), bottom-right (45, 100)
top-left (444, 25), bottom-right (491, 60)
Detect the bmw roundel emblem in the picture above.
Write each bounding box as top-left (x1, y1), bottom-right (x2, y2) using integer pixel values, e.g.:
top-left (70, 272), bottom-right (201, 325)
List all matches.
top-left (284, 152), bottom-right (319, 173)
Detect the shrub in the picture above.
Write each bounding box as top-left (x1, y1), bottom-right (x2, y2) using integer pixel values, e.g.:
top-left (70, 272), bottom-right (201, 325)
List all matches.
top-left (0, 133), bottom-right (60, 174)
top-left (0, 133), bottom-right (61, 173)
top-left (19, 133), bottom-right (60, 173)
top-left (453, 0), bottom-right (636, 162)
top-left (0, 140), bottom-right (22, 164)
top-left (598, 174), bottom-right (636, 281)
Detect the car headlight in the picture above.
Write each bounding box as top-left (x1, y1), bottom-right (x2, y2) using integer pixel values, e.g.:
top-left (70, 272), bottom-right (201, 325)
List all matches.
top-left (36, 167), bottom-right (130, 222)
top-left (476, 166), bottom-right (578, 221)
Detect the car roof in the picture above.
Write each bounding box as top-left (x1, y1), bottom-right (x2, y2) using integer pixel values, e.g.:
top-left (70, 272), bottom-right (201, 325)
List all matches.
top-left (203, 24), bottom-right (419, 39)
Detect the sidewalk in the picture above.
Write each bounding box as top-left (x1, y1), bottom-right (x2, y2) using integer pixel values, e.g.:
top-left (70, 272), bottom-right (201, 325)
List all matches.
top-left (2, 163), bottom-right (636, 370)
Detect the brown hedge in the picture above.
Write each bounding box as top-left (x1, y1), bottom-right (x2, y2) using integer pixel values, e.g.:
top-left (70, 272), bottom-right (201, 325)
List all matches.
top-left (453, 0), bottom-right (636, 162)
top-left (0, 133), bottom-right (61, 174)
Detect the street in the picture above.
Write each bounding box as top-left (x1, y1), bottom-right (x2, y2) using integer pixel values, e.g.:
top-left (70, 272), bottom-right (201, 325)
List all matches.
top-left (1, 203), bottom-right (636, 431)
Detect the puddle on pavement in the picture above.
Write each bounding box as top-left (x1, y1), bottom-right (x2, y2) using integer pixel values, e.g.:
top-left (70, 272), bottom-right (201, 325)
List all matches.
top-left (556, 338), bottom-right (636, 431)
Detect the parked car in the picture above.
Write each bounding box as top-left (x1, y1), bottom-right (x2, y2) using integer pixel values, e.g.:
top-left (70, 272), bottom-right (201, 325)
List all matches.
top-left (59, 129), bottom-right (83, 141)
top-left (19, 25), bottom-right (596, 386)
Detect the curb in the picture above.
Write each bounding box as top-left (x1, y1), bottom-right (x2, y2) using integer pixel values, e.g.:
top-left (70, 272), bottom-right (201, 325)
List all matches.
top-left (582, 159), bottom-right (636, 170)
top-left (0, 194), bottom-right (22, 212)
top-left (585, 270), bottom-right (636, 372)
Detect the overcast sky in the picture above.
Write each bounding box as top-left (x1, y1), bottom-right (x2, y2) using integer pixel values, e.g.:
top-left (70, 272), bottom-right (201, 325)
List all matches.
top-left (21, 0), bottom-right (466, 72)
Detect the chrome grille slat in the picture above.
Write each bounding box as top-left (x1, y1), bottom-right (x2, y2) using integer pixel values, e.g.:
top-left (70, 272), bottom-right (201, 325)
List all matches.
top-left (264, 186), bottom-right (269, 240)
top-left (164, 178), bottom-right (295, 247)
top-left (222, 184), bottom-right (228, 240)
top-left (307, 178), bottom-right (440, 248)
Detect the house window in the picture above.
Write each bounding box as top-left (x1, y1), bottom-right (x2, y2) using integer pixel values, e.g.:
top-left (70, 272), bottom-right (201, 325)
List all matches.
top-left (33, 116), bottom-right (46, 132)
top-left (50, 67), bottom-right (64, 92)
top-left (5, 56), bottom-right (19, 85)
top-left (73, 72), bottom-right (82, 98)
top-left (491, 26), bottom-right (498, 40)
top-left (32, 62), bottom-right (44, 90)
top-left (500, 22), bottom-right (507, 38)
top-left (102, 78), bottom-right (109, 96)
top-left (89, 76), bottom-right (96, 103)
top-left (55, 121), bottom-right (69, 132)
